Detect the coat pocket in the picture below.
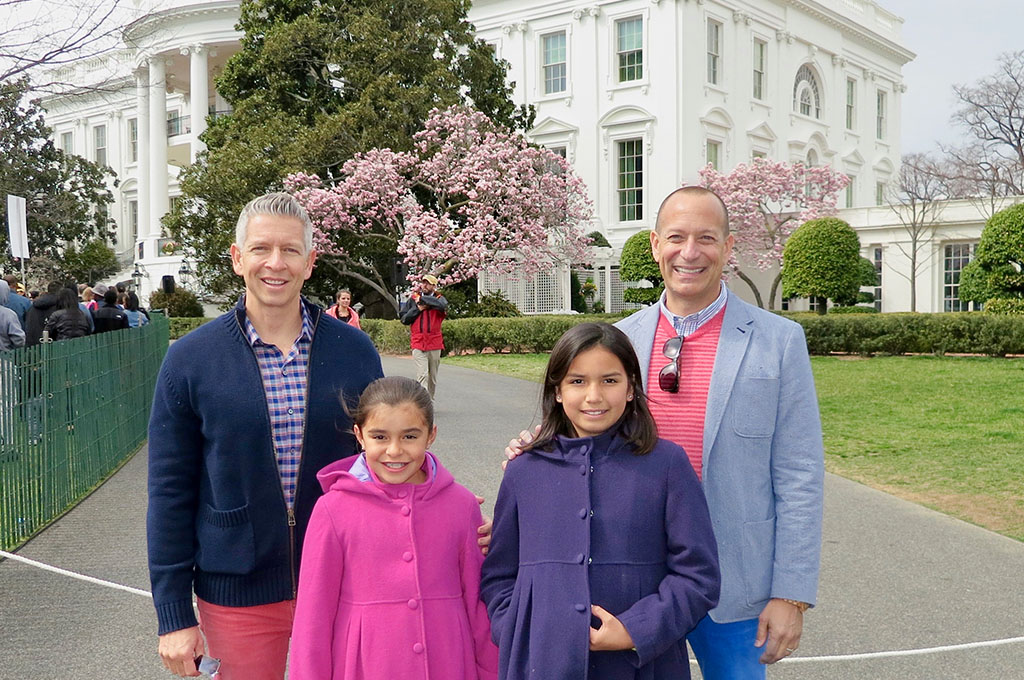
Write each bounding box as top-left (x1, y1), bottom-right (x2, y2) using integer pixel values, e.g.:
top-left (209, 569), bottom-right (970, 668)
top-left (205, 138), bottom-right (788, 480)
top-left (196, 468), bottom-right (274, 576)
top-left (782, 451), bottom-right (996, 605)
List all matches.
top-left (195, 503), bottom-right (256, 575)
top-left (741, 517), bottom-right (776, 607)
top-left (731, 377), bottom-right (779, 438)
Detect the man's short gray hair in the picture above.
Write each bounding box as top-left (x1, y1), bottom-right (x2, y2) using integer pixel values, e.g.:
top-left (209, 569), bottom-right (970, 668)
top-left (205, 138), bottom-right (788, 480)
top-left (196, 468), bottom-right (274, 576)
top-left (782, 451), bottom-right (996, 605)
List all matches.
top-left (235, 192), bottom-right (314, 253)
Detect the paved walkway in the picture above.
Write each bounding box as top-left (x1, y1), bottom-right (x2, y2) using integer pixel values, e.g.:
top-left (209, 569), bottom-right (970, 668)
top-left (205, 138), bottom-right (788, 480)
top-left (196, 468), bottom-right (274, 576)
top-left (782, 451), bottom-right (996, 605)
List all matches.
top-left (1, 355), bottom-right (1023, 679)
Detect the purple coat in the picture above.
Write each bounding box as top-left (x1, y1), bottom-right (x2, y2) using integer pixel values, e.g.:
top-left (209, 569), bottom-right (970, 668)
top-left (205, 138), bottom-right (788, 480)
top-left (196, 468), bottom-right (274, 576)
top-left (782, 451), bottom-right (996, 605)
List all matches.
top-left (481, 430), bottom-right (720, 680)
top-left (289, 452), bottom-right (499, 680)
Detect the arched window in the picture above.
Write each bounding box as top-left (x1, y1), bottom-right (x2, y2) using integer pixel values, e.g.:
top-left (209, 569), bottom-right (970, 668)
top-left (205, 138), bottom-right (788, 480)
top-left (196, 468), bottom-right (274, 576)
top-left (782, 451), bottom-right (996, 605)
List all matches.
top-left (806, 149), bottom-right (818, 167)
top-left (793, 65), bottom-right (821, 119)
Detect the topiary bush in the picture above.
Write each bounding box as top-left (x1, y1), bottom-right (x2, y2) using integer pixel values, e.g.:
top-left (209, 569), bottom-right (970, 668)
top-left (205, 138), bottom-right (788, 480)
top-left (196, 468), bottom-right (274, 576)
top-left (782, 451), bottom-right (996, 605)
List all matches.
top-left (782, 217), bottom-right (862, 314)
top-left (149, 289), bottom-right (203, 317)
top-left (983, 298), bottom-right (1024, 315)
top-left (619, 230), bottom-right (662, 305)
top-left (960, 202), bottom-right (1024, 303)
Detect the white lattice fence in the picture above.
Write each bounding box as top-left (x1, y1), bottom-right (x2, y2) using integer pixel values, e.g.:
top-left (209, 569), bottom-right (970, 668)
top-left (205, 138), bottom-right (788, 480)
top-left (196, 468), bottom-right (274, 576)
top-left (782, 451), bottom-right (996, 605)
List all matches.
top-left (479, 265), bottom-right (571, 314)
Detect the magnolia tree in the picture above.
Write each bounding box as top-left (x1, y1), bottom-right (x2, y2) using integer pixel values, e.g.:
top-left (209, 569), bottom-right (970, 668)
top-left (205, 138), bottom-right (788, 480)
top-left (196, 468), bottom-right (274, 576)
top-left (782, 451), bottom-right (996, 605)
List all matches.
top-left (698, 158), bottom-right (848, 309)
top-left (286, 106), bottom-right (594, 313)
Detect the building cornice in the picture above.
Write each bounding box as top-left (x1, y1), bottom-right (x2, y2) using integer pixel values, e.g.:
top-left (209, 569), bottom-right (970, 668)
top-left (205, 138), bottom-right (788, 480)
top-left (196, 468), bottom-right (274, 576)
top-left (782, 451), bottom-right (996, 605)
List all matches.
top-left (784, 0), bottom-right (915, 65)
top-left (123, 0), bottom-right (240, 46)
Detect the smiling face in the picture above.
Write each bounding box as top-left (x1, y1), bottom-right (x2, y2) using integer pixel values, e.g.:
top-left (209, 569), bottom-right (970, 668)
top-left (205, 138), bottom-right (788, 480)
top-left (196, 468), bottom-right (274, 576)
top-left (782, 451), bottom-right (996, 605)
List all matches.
top-left (650, 191), bottom-right (734, 317)
top-left (556, 345), bottom-right (633, 439)
top-left (354, 402), bottom-right (437, 485)
top-left (336, 291), bottom-right (351, 309)
top-left (230, 213), bottom-right (316, 318)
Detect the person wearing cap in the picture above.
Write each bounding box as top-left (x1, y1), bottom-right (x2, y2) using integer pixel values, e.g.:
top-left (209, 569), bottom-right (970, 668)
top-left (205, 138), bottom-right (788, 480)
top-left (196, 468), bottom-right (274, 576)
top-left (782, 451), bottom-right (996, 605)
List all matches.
top-left (399, 273), bottom-right (448, 399)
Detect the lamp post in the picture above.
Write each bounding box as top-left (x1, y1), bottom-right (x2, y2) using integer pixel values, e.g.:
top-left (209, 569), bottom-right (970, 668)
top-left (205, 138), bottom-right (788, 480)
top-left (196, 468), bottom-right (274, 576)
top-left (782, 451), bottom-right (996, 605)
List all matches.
top-left (177, 259), bottom-right (193, 290)
top-left (132, 262), bottom-right (148, 293)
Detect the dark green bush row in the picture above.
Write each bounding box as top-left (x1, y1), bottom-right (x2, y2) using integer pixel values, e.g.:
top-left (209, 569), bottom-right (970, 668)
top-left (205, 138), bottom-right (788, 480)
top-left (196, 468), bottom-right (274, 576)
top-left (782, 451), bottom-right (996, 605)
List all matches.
top-left (983, 298), bottom-right (1024, 315)
top-left (363, 315), bottom-right (628, 355)
top-left (828, 305), bottom-right (878, 314)
top-left (169, 317), bottom-right (213, 339)
top-left (787, 312), bottom-right (1024, 357)
top-left (183, 311), bottom-right (1024, 358)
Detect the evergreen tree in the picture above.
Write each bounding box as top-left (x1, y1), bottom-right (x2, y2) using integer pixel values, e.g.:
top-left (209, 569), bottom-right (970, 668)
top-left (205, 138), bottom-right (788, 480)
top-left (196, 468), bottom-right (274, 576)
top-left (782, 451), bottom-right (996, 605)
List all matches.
top-left (166, 0), bottom-right (531, 303)
top-left (0, 79), bottom-right (115, 275)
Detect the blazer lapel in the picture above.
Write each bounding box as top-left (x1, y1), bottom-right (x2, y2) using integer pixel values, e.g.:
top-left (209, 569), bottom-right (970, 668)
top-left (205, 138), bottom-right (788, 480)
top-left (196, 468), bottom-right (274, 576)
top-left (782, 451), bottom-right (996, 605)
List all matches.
top-left (621, 305), bottom-right (660, 393)
top-left (703, 291), bottom-right (754, 468)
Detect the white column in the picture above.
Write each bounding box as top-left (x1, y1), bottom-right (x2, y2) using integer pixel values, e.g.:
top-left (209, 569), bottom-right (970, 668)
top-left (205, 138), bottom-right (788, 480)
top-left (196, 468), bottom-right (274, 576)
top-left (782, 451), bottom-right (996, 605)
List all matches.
top-left (148, 55), bottom-right (169, 245)
top-left (135, 67), bottom-right (150, 253)
top-left (184, 44), bottom-right (208, 163)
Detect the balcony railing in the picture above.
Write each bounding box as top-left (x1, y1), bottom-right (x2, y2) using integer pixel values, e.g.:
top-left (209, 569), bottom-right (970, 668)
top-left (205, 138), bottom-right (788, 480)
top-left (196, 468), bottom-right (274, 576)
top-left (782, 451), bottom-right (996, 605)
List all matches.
top-left (167, 115), bottom-right (191, 137)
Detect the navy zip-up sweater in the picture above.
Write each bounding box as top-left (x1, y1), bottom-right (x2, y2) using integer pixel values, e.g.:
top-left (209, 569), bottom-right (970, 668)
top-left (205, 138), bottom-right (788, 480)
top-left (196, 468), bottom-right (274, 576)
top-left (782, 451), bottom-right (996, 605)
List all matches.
top-left (147, 298), bottom-right (384, 635)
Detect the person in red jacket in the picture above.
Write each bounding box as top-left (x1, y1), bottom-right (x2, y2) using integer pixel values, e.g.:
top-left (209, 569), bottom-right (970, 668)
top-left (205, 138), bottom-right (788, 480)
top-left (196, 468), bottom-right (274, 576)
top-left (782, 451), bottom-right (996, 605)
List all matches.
top-left (400, 274), bottom-right (447, 399)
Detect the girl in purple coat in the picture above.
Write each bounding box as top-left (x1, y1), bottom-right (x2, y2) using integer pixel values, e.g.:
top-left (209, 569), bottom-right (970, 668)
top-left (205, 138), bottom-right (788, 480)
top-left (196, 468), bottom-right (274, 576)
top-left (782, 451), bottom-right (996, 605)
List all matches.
top-left (289, 377), bottom-right (498, 680)
top-left (481, 323), bottom-right (720, 680)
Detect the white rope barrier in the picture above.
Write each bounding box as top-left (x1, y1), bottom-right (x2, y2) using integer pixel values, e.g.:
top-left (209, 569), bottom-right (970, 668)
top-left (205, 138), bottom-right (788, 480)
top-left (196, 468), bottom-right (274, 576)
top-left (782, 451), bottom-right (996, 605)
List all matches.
top-left (4, 548), bottom-right (1023, 662)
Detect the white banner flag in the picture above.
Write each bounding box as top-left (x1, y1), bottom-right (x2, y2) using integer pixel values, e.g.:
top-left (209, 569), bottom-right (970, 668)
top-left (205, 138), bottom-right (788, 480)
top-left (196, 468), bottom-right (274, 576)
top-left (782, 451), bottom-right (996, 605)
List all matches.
top-left (7, 195), bottom-right (29, 259)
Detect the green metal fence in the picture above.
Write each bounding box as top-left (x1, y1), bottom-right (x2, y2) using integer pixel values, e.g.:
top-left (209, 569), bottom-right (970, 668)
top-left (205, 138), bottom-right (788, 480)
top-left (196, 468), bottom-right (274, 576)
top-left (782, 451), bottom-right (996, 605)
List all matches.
top-left (0, 315), bottom-right (169, 551)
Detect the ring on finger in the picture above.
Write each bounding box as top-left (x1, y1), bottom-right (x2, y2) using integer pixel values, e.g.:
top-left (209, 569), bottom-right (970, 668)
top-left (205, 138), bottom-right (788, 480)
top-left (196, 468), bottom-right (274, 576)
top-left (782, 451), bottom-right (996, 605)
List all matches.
top-left (785, 647), bottom-right (797, 653)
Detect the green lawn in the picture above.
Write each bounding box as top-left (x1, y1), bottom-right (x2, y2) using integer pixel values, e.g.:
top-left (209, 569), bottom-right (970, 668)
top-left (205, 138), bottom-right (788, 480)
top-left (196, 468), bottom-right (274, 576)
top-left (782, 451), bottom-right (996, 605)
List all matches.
top-left (444, 353), bottom-right (1024, 541)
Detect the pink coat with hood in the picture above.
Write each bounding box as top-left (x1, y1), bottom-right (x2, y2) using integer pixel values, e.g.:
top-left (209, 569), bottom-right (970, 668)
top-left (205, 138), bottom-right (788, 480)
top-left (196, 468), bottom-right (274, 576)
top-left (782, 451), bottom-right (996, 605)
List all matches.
top-left (289, 451), bottom-right (499, 680)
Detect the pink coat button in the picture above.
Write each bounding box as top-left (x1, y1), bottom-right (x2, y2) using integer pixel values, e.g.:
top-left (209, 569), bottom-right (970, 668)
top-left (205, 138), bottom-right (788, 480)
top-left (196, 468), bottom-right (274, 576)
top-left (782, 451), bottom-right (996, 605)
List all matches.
top-left (403, 551), bottom-right (413, 562)
top-left (413, 643), bottom-right (424, 654)
top-left (401, 506), bottom-right (411, 516)
top-left (408, 599), bottom-right (418, 609)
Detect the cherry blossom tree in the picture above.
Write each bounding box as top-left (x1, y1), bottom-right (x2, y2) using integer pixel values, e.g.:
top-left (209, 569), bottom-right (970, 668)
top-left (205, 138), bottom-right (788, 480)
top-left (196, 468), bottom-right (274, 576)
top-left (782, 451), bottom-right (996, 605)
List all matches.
top-left (698, 158), bottom-right (848, 309)
top-left (286, 106), bottom-right (594, 313)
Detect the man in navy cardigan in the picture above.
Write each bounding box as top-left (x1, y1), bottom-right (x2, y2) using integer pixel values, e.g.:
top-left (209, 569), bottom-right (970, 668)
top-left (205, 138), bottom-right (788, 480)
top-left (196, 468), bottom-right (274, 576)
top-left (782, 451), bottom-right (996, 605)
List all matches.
top-left (147, 193), bottom-right (384, 679)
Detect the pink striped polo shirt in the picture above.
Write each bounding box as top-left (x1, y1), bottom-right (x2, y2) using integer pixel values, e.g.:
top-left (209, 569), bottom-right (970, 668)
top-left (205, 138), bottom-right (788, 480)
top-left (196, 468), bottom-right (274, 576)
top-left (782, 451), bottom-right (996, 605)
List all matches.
top-left (645, 308), bottom-right (725, 480)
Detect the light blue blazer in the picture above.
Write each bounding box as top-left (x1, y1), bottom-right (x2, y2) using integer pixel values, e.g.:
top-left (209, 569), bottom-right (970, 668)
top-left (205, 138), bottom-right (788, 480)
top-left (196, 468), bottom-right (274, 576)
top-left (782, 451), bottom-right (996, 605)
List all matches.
top-left (616, 289), bottom-right (824, 623)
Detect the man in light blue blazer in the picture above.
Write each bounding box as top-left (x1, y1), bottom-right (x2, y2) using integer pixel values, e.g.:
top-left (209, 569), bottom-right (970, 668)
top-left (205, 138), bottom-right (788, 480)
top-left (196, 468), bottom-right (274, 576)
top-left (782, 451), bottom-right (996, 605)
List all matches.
top-left (615, 186), bottom-right (824, 679)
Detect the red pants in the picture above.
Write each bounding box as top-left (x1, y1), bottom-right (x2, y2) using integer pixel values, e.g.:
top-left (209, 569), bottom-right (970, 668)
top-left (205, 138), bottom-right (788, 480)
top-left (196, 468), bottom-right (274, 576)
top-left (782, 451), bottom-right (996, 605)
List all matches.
top-left (196, 597), bottom-right (296, 680)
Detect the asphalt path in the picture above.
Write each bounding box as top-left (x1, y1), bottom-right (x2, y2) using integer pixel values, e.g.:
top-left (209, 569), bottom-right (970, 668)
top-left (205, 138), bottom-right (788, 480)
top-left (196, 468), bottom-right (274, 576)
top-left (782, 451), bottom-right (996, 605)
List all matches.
top-left (1, 354), bottom-right (1022, 679)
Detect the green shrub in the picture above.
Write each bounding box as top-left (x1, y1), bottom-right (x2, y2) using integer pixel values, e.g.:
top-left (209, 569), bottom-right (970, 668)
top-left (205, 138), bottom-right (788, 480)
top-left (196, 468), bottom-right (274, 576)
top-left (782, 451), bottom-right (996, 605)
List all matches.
top-left (150, 289), bottom-right (203, 317)
top-left (587, 231), bottom-right (612, 248)
top-left (960, 202), bottom-right (1024, 302)
top-left (619, 230), bottom-right (663, 303)
top-left (829, 305), bottom-right (878, 314)
top-left (169, 317), bottom-right (213, 339)
top-left (787, 311), bottom-right (1024, 357)
top-left (464, 290), bottom-right (522, 318)
top-left (782, 217), bottom-right (862, 312)
top-left (983, 298), bottom-right (1024, 315)
top-left (362, 315), bottom-right (630, 355)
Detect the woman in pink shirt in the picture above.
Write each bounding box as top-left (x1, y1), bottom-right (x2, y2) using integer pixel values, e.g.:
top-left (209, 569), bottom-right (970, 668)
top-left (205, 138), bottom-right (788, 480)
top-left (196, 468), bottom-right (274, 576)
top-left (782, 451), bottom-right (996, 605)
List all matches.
top-left (325, 288), bottom-right (362, 330)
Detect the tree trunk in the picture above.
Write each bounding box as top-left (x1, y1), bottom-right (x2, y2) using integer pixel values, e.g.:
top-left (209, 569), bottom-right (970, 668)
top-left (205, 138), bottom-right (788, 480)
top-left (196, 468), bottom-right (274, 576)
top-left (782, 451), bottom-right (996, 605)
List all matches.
top-left (909, 251), bottom-right (917, 312)
top-left (733, 269), bottom-right (764, 308)
top-left (768, 272), bottom-right (782, 311)
top-left (322, 261), bottom-right (400, 315)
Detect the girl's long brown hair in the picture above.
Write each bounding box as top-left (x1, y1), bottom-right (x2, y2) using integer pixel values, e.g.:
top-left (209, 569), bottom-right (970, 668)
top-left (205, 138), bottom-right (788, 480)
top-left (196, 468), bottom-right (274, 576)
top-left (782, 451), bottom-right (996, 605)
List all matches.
top-left (528, 322), bottom-right (658, 456)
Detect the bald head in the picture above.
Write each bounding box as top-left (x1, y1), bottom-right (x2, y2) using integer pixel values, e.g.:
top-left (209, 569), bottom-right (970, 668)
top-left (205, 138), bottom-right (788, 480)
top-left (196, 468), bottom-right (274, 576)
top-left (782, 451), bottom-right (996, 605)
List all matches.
top-left (655, 186), bottom-right (730, 237)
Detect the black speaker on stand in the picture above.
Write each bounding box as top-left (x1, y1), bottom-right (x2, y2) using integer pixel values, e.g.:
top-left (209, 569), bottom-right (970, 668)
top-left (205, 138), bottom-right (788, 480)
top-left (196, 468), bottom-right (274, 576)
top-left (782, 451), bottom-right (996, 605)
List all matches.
top-left (161, 275), bottom-right (176, 295)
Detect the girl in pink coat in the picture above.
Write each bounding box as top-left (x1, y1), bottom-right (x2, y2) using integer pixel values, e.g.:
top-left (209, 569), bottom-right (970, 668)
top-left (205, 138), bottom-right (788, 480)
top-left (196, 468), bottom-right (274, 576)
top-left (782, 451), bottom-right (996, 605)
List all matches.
top-left (289, 376), bottom-right (498, 680)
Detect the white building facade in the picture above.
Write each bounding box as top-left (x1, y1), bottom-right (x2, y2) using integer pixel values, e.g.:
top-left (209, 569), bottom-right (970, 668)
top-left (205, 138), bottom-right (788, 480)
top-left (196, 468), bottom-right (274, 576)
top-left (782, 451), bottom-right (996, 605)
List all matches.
top-left (468, 0), bottom-right (915, 312)
top-left (41, 0), bottom-right (241, 302)
top-left (38, 0), bottom-right (920, 312)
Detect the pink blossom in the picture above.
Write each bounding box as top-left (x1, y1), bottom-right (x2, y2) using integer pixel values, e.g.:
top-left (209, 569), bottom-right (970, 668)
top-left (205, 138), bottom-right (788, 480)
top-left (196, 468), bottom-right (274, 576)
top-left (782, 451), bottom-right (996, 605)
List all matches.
top-left (286, 106), bottom-right (593, 290)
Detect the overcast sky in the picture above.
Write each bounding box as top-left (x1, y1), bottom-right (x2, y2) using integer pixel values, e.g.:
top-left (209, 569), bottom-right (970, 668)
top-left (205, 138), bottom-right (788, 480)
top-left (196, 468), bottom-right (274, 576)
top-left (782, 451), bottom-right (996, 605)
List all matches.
top-left (880, 0), bottom-right (1022, 155)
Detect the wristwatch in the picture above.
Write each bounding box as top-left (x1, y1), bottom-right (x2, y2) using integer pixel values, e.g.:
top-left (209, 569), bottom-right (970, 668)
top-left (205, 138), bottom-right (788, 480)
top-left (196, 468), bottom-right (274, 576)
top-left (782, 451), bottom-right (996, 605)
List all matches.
top-left (778, 598), bottom-right (810, 612)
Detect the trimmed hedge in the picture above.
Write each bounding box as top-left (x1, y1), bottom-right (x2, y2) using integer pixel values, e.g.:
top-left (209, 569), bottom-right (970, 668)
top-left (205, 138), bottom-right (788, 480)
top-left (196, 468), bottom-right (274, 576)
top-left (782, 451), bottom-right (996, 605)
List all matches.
top-left (789, 312), bottom-right (1024, 357)
top-left (169, 317), bottom-right (213, 339)
top-left (179, 311), bottom-right (1024, 358)
top-left (983, 298), bottom-right (1024, 315)
top-left (362, 315), bottom-right (628, 355)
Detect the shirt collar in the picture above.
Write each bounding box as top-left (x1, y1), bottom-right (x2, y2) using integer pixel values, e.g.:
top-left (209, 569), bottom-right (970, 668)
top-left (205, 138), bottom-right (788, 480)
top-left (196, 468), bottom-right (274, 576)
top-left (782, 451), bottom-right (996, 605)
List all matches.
top-left (658, 282), bottom-right (728, 338)
top-left (243, 298), bottom-right (313, 348)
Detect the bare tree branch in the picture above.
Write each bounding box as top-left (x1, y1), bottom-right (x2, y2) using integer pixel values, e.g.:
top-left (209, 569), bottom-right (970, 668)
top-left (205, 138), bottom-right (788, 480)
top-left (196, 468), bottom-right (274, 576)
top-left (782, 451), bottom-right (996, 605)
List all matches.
top-left (884, 153), bottom-right (947, 311)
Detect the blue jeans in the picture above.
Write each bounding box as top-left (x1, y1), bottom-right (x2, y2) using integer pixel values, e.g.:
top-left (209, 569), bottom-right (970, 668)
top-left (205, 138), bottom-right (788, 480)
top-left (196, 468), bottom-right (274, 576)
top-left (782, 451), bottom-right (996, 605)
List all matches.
top-left (687, 615), bottom-right (766, 680)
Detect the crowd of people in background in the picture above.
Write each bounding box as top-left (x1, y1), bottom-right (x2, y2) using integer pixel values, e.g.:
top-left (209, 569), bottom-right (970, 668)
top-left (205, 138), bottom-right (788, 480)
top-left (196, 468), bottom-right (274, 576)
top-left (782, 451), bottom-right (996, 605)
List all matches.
top-left (0, 274), bottom-right (150, 350)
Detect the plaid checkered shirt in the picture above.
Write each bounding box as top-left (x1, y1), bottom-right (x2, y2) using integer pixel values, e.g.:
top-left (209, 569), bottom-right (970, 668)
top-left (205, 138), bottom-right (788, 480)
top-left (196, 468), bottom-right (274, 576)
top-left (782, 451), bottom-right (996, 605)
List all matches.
top-left (244, 302), bottom-right (314, 509)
